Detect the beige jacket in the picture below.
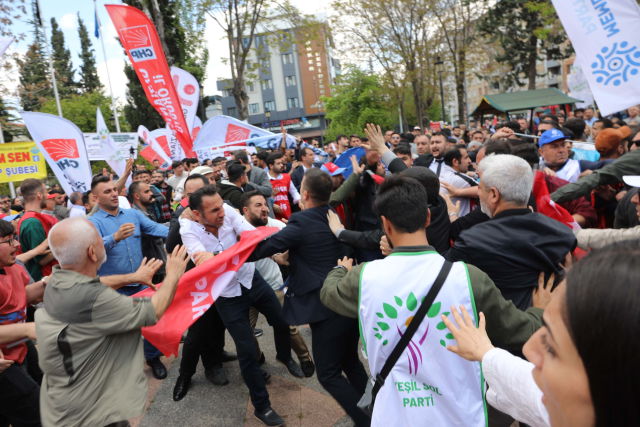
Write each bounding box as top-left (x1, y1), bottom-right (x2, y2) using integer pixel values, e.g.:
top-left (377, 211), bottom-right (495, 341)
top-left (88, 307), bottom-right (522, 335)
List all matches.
top-left (574, 225), bottom-right (640, 250)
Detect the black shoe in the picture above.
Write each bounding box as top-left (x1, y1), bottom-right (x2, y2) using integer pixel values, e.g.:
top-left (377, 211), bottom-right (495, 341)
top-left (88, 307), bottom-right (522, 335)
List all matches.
top-left (300, 359), bottom-right (315, 378)
top-left (205, 367), bottom-right (229, 386)
top-left (173, 376), bottom-right (191, 401)
top-left (276, 355), bottom-right (304, 378)
top-left (262, 369), bottom-right (271, 383)
top-left (146, 357), bottom-right (167, 380)
top-left (258, 352), bottom-right (266, 366)
top-left (254, 328), bottom-right (264, 337)
top-left (254, 407), bottom-right (284, 426)
top-left (221, 350), bottom-right (238, 363)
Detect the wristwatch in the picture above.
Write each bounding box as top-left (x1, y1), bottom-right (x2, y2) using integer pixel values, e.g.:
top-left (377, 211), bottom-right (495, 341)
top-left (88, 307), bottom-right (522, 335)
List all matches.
top-left (449, 212), bottom-right (458, 217)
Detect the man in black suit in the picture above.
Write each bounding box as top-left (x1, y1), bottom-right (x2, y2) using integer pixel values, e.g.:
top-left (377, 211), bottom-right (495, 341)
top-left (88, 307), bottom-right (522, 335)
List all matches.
top-left (247, 168), bottom-right (370, 427)
top-left (290, 146), bottom-right (316, 192)
top-left (166, 174), bottom-right (235, 401)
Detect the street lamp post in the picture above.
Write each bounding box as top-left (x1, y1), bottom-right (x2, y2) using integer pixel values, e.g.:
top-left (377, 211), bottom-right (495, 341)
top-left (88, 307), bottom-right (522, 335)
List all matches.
top-left (435, 56), bottom-right (446, 125)
top-left (265, 109), bottom-right (271, 131)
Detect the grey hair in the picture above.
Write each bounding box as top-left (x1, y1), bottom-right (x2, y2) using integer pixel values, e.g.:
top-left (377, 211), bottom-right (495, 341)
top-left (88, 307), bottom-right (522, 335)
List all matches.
top-left (48, 218), bottom-right (99, 267)
top-left (477, 154), bottom-right (532, 206)
top-left (69, 191), bottom-right (82, 205)
top-left (468, 141), bottom-right (483, 151)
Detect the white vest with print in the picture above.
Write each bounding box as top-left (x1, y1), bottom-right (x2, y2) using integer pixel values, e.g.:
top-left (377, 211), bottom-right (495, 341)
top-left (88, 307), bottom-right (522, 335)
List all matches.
top-left (555, 158), bottom-right (581, 183)
top-left (359, 251), bottom-right (486, 427)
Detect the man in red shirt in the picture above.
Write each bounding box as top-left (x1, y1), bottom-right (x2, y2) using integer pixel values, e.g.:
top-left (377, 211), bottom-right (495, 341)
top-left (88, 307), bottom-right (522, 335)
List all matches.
top-left (0, 219), bottom-right (46, 427)
top-left (266, 153), bottom-right (300, 221)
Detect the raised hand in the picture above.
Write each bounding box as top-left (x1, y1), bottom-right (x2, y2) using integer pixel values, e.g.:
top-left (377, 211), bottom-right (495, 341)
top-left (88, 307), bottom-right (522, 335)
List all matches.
top-left (327, 210), bottom-right (344, 235)
top-left (134, 257), bottom-right (164, 289)
top-left (532, 272), bottom-right (561, 309)
top-left (337, 256), bottom-right (353, 272)
top-left (349, 155), bottom-right (365, 175)
top-left (441, 305), bottom-right (494, 362)
top-left (114, 223), bottom-right (135, 243)
top-left (363, 123), bottom-right (389, 154)
top-left (166, 245), bottom-right (190, 278)
top-left (193, 251), bottom-right (214, 266)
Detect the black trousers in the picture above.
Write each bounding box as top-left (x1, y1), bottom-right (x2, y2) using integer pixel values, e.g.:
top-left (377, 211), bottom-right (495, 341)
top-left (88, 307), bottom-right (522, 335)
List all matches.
top-left (216, 270), bottom-right (292, 411)
top-left (310, 314), bottom-right (370, 427)
top-left (0, 342), bottom-right (41, 427)
top-left (179, 302), bottom-right (226, 377)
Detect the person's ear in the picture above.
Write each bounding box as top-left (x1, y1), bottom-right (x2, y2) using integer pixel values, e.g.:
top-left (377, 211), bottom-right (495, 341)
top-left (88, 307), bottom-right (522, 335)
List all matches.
top-left (425, 207), bottom-right (431, 228)
top-left (88, 244), bottom-right (98, 263)
top-left (381, 215), bottom-right (394, 243)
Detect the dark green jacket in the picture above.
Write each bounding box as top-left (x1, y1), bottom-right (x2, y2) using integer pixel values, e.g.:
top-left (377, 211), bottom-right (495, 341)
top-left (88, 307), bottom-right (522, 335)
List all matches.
top-left (551, 149), bottom-right (640, 203)
top-left (320, 245), bottom-right (544, 353)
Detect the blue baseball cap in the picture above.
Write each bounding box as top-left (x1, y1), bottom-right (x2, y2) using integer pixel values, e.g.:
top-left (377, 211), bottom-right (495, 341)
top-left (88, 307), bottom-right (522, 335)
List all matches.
top-left (2, 214), bottom-right (19, 222)
top-left (538, 128), bottom-right (568, 148)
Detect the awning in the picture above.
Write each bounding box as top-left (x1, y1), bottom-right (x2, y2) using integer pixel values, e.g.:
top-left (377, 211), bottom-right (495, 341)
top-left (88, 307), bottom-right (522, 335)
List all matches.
top-left (469, 88), bottom-right (583, 117)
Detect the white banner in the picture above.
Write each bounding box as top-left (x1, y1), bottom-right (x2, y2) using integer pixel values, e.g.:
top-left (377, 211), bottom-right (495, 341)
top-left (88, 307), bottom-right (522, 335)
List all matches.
top-left (552, 0), bottom-right (640, 116)
top-left (0, 37), bottom-right (13, 57)
top-left (210, 145), bottom-right (257, 160)
top-left (20, 112), bottom-right (93, 195)
top-left (97, 107), bottom-right (127, 178)
top-left (170, 67), bottom-right (200, 135)
top-left (138, 125), bottom-right (172, 168)
top-left (83, 132), bottom-right (138, 160)
top-left (193, 115), bottom-right (297, 151)
top-left (566, 57), bottom-right (595, 109)
top-left (165, 123), bottom-right (185, 161)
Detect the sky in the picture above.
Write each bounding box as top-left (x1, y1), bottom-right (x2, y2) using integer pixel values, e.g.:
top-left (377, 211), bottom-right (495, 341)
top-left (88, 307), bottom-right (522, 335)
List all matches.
top-left (2, 0), bottom-right (333, 111)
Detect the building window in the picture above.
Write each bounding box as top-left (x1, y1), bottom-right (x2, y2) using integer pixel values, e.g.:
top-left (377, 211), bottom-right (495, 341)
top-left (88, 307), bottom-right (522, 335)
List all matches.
top-left (264, 101), bottom-right (275, 111)
top-left (261, 58), bottom-right (269, 68)
top-left (308, 59), bottom-right (314, 64)
top-left (320, 90), bottom-right (325, 94)
top-left (246, 82), bottom-right (254, 92)
top-left (249, 103), bottom-right (259, 114)
top-left (309, 67), bottom-right (314, 71)
top-left (316, 62), bottom-right (321, 67)
top-left (318, 74), bottom-right (324, 78)
top-left (285, 75), bottom-right (296, 86)
top-left (319, 84), bottom-right (324, 89)
top-left (222, 89), bottom-right (232, 97)
top-left (287, 98), bottom-right (299, 108)
top-left (306, 47), bottom-right (312, 51)
top-left (260, 79), bottom-right (273, 90)
top-left (242, 37), bottom-right (250, 48)
top-left (245, 59), bottom-right (252, 71)
top-left (255, 35), bottom-right (265, 45)
top-left (283, 53), bottom-right (293, 64)
top-left (228, 107), bottom-right (237, 118)
top-left (307, 53), bottom-right (313, 58)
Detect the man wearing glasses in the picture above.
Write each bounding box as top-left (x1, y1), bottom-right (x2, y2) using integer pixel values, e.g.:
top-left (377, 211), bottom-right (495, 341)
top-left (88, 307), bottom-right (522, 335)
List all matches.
top-left (0, 195), bottom-right (13, 218)
top-left (390, 132), bottom-right (401, 148)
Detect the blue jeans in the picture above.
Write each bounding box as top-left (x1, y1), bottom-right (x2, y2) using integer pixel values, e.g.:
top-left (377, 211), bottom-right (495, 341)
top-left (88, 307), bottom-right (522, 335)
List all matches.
top-left (117, 284), bottom-right (162, 360)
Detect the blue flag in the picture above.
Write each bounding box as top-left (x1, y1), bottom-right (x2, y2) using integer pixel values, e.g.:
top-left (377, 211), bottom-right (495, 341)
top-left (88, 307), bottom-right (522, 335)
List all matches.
top-left (95, 12), bottom-right (100, 38)
top-left (334, 147), bottom-right (366, 179)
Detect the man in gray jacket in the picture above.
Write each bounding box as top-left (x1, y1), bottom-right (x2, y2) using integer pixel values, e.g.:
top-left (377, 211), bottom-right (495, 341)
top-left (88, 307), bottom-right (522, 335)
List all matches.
top-left (232, 150), bottom-right (272, 198)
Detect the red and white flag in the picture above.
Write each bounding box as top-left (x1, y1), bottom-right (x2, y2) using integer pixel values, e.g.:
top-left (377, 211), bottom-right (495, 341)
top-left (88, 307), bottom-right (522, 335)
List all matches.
top-left (105, 4), bottom-right (193, 154)
top-left (170, 66), bottom-right (199, 135)
top-left (20, 112), bottom-right (92, 195)
top-left (132, 227), bottom-right (278, 357)
top-left (138, 125), bottom-right (171, 169)
top-left (533, 171), bottom-right (581, 231)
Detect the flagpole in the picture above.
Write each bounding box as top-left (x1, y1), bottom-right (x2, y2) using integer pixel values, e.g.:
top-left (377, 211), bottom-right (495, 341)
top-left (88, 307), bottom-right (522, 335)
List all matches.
top-left (95, 0), bottom-right (121, 133)
top-left (35, 0), bottom-right (62, 118)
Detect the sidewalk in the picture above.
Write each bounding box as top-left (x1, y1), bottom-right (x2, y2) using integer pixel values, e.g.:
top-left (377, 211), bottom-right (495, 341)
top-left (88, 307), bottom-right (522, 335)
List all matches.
top-left (134, 314), bottom-right (363, 426)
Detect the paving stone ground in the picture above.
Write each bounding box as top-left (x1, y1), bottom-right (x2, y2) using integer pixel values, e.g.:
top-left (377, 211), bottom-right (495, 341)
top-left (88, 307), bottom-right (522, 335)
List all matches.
top-left (133, 314), bottom-right (370, 427)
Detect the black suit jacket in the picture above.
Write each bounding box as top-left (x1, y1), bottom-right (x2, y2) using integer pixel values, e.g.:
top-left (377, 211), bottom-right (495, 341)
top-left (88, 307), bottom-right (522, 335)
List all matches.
top-left (247, 205), bottom-right (348, 325)
top-left (166, 206), bottom-right (196, 271)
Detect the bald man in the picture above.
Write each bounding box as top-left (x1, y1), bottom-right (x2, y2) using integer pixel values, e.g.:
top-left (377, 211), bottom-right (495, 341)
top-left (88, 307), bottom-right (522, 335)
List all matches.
top-left (35, 218), bottom-right (190, 427)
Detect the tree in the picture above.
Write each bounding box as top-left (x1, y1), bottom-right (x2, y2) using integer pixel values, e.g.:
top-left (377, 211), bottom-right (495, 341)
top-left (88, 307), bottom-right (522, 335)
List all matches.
top-left (16, 0), bottom-right (51, 111)
top-left (478, 0), bottom-right (569, 90)
top-left (50, 17), bottom-right (76, 96)
top-left (323, 66), bottom-right (395, 141)
top-left (77, 14), bottom-right (102, 93)
top-left (0, 0), bottom-right (28, 97)
top-left (40, 91), bottom-right (128, 133)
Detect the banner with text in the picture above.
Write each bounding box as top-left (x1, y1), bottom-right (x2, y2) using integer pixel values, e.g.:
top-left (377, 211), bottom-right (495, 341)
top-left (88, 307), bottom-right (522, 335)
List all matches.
top-left (133, 227), bottom-right (278, 357)
top-left (20, 112), bottom-right (93, 195)
top-left (566, 57), bottom-right (595, 109)
top-left (551, 0), bottom-right (640, 115)
top-left (84, 132), bottom-right (138, 160)
top-left (0, 141), bottom-right (47, 182)
top-left (193, 115), bottom-right (297, 151)
top-left (105, 4), bottom-right (193, 153)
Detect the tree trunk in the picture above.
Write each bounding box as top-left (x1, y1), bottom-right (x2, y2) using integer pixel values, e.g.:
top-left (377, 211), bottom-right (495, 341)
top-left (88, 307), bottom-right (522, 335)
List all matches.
top-left (233, 78), bottom-right (249, 121)
top-left (149, 0), bottom-right (173, 65)
top-left (527, 35), bottom-right (538, 90)
top-left (456, 49), bottom-right (467, 125)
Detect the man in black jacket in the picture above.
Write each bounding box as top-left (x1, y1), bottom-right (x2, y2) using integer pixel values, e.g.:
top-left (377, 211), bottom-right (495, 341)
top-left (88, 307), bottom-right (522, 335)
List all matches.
top-left (290, 146), bottom-right (316, 192)
top-left (247, 169), bottom-right (370, 427)
top-left (166, 174), bottom-right (236, 401)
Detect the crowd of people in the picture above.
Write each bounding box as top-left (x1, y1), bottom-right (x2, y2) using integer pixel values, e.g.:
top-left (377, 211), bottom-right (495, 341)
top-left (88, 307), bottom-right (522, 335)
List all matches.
top-left (0, 104), bottom-right (639, 427)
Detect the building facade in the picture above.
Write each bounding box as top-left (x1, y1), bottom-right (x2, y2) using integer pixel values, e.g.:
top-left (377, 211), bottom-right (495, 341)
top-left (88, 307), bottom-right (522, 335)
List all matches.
top-left (216, 15), bottom-right (340, 143)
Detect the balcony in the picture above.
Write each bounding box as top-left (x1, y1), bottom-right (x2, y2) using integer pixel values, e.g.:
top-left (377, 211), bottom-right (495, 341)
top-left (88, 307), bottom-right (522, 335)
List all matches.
top-left (546, 74), bottom-right (559, 85)
top-left (546, 59), bottom-right (561, 69)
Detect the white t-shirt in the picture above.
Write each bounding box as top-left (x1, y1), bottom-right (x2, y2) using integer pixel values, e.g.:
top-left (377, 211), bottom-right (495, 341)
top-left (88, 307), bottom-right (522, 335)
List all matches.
top-left (439, 165), bottom-right (476, 217)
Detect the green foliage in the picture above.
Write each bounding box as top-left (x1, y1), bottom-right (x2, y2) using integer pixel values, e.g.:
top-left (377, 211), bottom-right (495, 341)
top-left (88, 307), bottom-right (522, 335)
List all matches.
top-left (77, 14), bottom-right (102, 93)
top-left (16, 1), bottom-right (51, 111)
top-left (50, 17), bottom-right (76, 97)
top-left (324, 67), bottom-right (395, 142)
top-left (478, 0), bottom-right (569, 89)
top-left (40, 91), bottom-right (128, 133)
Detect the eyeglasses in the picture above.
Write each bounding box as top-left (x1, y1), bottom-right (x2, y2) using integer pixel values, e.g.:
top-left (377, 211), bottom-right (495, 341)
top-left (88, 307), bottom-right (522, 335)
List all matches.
top-left (0, 236), bottom-right (18, 246)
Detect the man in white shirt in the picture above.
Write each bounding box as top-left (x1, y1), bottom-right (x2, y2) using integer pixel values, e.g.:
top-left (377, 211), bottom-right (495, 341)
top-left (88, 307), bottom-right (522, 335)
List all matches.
top-left (68, 192), bottom-right (86, 217)
top-left (428, 132), bottom-right (448, 177)
top-left (178, 185), bottom-right (301, 426)
top-left (167, 161), bottom-right (188, 201)
top-left (439, 146), bottom-right (477, 217)
top-left (241, 190), bottom-right (315, 378)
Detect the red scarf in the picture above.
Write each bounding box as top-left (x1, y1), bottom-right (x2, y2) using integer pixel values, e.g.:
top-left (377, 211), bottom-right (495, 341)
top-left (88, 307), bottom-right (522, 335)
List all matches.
top-left (270, 174), bottom-right (292, 220)
top-left (16, 211), bottom-right (59, 276)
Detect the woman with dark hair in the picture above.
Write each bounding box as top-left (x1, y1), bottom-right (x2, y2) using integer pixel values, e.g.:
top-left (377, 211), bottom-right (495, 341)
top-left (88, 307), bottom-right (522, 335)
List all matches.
top-left (442, 240), bottom-right (640, 426)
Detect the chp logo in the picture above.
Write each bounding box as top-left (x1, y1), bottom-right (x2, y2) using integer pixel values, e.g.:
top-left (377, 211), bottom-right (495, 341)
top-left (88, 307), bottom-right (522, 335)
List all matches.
top-left (40, 139), bottom-right (80, 171)
top-left (120, 25), bottom-right (157, 63)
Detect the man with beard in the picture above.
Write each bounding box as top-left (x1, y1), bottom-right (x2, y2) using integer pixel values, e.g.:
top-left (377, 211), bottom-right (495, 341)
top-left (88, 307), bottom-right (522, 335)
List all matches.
top-left (439, 146), bottom-right (476, 217)
top-left (267, 154), bottom-right (300, 221)
top-left (241, 191), bottom-right (315, 378)
top-left (442, 154), bottom-right (576, 312)
top-left (428, 132), bottom-right (448, 177)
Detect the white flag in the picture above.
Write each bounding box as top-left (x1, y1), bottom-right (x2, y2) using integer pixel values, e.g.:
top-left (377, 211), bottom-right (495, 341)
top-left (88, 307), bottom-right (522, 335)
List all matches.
top-left (165, 123), bottom-right (185, 161)
top-left (551, 0), bottom-right (640, 115)
top-left (193, 115), bottom-right (297, 151)
top-left (20, 112), bottom-right (92, 195)
top-left (567, 57), bottom-right (595, 109)
top-left (0, 37), bottom-right (13, 57)
top-left (138, 125), bottom-right (171, 168)
top-left (171, 67), bottom-right (200, 135)
top-left (97, 107), bottom-right (127, 178)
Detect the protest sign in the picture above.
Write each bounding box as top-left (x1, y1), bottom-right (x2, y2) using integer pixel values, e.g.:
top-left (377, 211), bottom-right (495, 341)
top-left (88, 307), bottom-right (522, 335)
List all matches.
top-left (0, 141), bottom-right (47, 183)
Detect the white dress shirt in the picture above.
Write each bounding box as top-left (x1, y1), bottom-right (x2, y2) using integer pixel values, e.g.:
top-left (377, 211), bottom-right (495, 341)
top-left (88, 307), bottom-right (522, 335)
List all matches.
top-left (268, 173), bottom-right (301, 204)
top-left (439, 164), bottom-right (475, 217)
top-left (179, 204), bottom-right (256, 298)
top-left (69, 205), bottom-right (86, 218)
top-left (483, 348), bottom-right (550, 427)
top-left (428, 157), bottom-right (446, 177)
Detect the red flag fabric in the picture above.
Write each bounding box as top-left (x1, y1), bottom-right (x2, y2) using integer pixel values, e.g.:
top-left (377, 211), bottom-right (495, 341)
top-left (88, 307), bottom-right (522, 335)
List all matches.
top-left (105, 5), bottom-right (193, 154)
top-left (270, 174), bottom-right (292, 221)
top-left (132, 226), bottom-right (278, 356)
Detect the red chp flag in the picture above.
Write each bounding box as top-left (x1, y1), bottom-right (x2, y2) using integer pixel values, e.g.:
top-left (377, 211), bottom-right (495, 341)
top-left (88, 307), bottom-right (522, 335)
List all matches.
top-left (132, 227), bottom-right (278, 357)
top-left (105, 4), bottom-right (193, 154)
